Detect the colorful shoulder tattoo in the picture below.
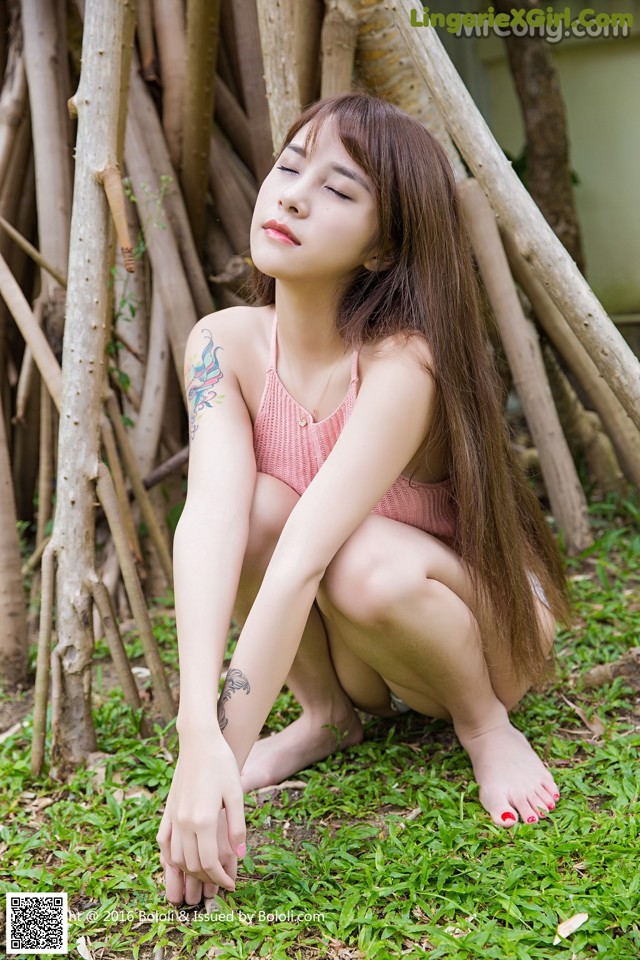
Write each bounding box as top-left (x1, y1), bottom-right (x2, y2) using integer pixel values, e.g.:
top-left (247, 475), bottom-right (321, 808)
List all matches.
top-left (185, 328), bottom-right (224, 440)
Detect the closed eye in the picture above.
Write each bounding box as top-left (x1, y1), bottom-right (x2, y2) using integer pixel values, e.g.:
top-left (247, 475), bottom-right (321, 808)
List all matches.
top-left (276, 164), bottom-right (297, 174)
top-left (326, 186), bottom-right (352, 201)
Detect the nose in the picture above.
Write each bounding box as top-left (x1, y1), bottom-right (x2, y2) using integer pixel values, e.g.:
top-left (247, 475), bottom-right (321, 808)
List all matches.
top-left (278, 181), bottom-right (309, 217)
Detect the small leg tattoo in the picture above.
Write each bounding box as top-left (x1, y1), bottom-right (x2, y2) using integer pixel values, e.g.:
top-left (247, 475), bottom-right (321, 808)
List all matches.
top-left (217, 668), bottom-right (251, 731)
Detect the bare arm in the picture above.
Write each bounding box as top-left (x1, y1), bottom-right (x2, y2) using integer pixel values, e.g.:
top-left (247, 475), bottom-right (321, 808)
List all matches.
top-left (157, 311), bottom-right (256, 898)
top-left (173, 318), bottom-right (256, 734)
top-left (221, 337), bottom-right (436, 766)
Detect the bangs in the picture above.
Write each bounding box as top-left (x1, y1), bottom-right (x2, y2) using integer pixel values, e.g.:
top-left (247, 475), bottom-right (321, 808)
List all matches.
top-left (280, 95), bottom-right (389, 192)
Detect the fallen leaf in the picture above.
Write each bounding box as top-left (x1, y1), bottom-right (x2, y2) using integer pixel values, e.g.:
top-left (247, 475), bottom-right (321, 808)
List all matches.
top-left (132, 666), bottom-right (151, 681)
top-left (553, 912), bottom-right (589, 944)
top-left (561, 695), bottom-right (605, 737)
top-left (77, 936), bottom-right (94, 960)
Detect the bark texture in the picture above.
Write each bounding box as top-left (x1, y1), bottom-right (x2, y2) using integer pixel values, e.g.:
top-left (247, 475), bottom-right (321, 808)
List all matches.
top-left (182, 0), bottom-right (220, 249)
top-left (256, 0), bottom-right (301, 149)
top-left (460, 178), bottom-right (592, 553)
top-left (50, 0), bottom-right (132, 770)
top-left (0, 387), bottom-right (28, 687)
top-left (494, 0), bottom-right (586, 274)
top-left (393, 1), bottom-right (640, 432)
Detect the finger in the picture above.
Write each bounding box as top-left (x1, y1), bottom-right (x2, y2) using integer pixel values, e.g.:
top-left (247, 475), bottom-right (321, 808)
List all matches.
top-left (196, 830), bottom-right (237, 890)
top-left (203, 882), bottom-right (219, 900)
top-left (184, 874), bottom-right (203, 906)
top-left (223, 781), bottom-right (247, 859)
top-left (221, 850), bottom-right (238, 886)
top-left (156, 806), bottom-right (173, 861)
top-left (160, 852), bottom-right (185, 906)
top-left (179, 832), bottom-right (208, 883)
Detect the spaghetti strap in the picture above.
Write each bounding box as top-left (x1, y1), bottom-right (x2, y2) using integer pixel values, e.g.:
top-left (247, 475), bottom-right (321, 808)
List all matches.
top-left (267, 313), bottom-right (278, 370)
top-left (350, 348), bottom-right (360, 383)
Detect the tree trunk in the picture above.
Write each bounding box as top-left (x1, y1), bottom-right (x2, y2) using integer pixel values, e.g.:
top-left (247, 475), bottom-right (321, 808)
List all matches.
top-left (321, 2), bottom-right (358, 97)
top-left (502, 229), bottom-right (640, 489)
top-left (209, 128), bottom-right (253, 255)
top-left (0, 2), bottom-right (27, 190)
top-left (21, 0), bottom-right (73, 352)
top-left (233, 0), bottom-right (273, 178)
top-left (182, 0), bottom-right (220, 251)
top-left (125, 76), bottom-right (198, 386)
top-left (128, 63), bottom-right (213, 318)
top-left (0, 253), bottom-right (62, 408)
top-left (50, 0), bottom-right (132, 770)
top-left (296, 0), bottom-right (323, 106)
top-left (543, 344), bottom-right (625, 495)
top-left (137, 0), bottom-right (158, 81)
top-left (393, 1), bottom-right (640, 433)
top-left (459, 177), bottom-right (592, 554)
top-left (214, 74), bottom-right (253, 172)
top-left (256, 0), bottom-right (301, 150)
top-left (350, 0), bottom-right (467, 181)
top-left (494, 0), bottom-right (586, 274)
top-left (153, 0), bottom-right (185, 169)
top-left (0, 386), bottom-right (28, 688)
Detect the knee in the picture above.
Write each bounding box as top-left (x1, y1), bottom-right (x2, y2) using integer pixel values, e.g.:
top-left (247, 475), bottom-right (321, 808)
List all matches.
top-left (319, 526), bottom-right (421, 626)
top-left (243, 473), bottom-right (299, 576)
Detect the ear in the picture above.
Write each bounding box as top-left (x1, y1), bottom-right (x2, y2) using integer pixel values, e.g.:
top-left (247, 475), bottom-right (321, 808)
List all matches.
top-left (363, 251), bottom-right (394, 272)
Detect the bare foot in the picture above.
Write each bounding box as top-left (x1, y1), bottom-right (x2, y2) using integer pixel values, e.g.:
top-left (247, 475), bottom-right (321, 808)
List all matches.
top-left (455, 713), bottom-right (559, 827)
top-left (241, 706), bottom-right (363, 792)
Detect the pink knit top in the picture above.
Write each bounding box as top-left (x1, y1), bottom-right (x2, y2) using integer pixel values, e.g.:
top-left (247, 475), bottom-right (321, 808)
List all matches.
top-left (253, 316), bottom-right (457, 543)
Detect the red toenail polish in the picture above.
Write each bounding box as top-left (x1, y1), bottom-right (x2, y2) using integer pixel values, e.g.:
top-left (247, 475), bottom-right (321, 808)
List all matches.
top-left (547, 803), bottom-right (555, 810)
top-left (501, 812), bottom-right (516, 822)
top-left (553, 793), bottom-right (560, 800)
top-left (527, 816), bottom-right (537, 823)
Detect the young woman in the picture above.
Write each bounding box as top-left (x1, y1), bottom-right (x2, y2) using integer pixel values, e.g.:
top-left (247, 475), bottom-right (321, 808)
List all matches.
top-left (157, 93), bottom-right (570, 907)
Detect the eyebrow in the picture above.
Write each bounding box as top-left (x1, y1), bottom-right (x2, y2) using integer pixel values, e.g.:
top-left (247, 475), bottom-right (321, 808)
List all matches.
top-left (284, 142), bottom-right (371, 193)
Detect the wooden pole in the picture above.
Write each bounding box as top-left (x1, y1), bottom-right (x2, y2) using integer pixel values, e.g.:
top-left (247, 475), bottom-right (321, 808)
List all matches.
top-left (91, 579), bottom-right (153, 739)
top-left (96, 463), bottom-right (176, 724)
top-left (256, 0), bottom-right (301, 149)
top-left (233, 0), bottom-right (274, 177)
top-left (182, 0), bottom-right (220, 250)
top-left (502, 229), bottom-right (640, 489)
top-left (50, 0), bottom-right (133, 769)
top-left (392, 0), bottom-right (640, 432)
top-left (459, 178), bottom-right (592, 554)
top-left (321, 3), bottom-right (358, 97)
top-left (30, 543), bottom-right (55, 775)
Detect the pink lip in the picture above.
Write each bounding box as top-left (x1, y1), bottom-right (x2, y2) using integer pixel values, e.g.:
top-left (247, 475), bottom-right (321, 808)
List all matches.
top-left (263, 220), bottom-right (300, 246)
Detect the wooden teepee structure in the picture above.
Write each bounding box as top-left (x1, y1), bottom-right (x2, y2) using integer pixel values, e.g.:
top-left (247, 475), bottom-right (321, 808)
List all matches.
top-left (0, 0), bottom-right (638, 770)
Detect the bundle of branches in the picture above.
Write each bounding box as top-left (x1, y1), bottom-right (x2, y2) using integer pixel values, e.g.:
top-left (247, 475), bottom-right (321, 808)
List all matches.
top-left (0, 0), bottom-right (638, 772)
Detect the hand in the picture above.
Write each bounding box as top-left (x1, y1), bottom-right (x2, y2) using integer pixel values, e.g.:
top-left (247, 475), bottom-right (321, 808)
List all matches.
top-left (160, 809), bottom-right (239, 905)
top-left (157, 737), bottom-right (246, 902)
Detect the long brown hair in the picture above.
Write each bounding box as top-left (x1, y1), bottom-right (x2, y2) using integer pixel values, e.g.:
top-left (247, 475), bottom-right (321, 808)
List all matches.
top-left (251, 93), bottom-right (571, 683)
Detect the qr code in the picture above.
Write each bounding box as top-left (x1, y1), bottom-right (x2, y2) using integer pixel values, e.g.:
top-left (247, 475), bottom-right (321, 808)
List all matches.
top-left (6, 893), bottom-right (68, 954)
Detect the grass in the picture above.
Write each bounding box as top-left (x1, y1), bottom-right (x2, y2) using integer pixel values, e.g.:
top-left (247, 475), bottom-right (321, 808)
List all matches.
top-left (1, 496), bottom-right (639, 959)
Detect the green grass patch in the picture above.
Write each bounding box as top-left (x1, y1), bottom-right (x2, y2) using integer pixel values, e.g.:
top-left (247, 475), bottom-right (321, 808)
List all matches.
top-left (1, 497), bottom-right (639, 958)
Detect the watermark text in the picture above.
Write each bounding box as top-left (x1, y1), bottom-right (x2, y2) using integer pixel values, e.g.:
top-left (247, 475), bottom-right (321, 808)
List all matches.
top-left (410, 6), bottom-right (634, 43)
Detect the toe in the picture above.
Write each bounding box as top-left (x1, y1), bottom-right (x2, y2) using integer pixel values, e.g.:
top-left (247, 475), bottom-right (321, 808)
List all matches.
top-left (480, 785), bottom-right (519, 826)
top-left (498, 809), bottom-right (518, 827)
top-left (535, 786), bottom-right (556, 812)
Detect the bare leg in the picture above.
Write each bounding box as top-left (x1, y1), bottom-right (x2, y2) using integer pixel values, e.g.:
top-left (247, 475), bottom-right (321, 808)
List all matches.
top-left (317, 515), bottom-right (559, 826)
top-left (234, 474), bottom-right (362, 791)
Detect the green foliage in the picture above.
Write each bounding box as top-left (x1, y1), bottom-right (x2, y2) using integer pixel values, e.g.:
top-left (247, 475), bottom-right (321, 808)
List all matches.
top-left (2, 498), bottom-right (639, 958)
top-left (106, 176), bottom-right (175, 419)
top-left (504, 147), bottom-right (581, 187)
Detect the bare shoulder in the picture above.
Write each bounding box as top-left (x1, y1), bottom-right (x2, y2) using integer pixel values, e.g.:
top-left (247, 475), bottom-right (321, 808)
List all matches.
top-left (359, 331), bottom-right (435, 380)
top-left (186, 304), bottom-right (269, 358)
